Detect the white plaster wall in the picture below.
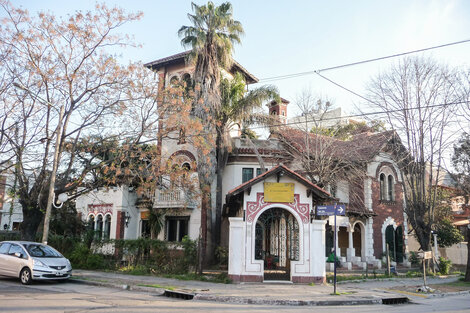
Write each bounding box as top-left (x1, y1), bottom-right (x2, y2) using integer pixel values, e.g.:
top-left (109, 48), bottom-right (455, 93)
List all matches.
top-left (222, 163), bottom-right (270, 206)
top-left (235, 175), bottom-right (324, 279)
top-left (189, 207), bottom-right (201, 240)
top-left (228, 217), bottom-right (245, 276)
top-left (310, 220), bottom-right (327, 277)
top-left (0, 173), bottom-right (24, 230)
top-left (364, 178), bottom-right (373, 211)
top-left (76, 186), bottom-right (139, 240)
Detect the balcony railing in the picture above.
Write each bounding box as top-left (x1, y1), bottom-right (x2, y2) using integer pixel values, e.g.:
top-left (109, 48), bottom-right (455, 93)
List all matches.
top-left (154, 189), bottom-right (197, 209)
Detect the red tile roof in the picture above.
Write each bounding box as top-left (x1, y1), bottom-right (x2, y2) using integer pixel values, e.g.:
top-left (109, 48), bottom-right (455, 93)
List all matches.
top-left (226, 164), bottom-right (331, 200)
top-left (274, 127), bottom-right (398, 162)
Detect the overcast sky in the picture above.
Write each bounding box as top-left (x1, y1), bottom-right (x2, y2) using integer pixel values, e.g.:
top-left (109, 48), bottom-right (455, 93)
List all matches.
top-left (9, 0), bottom-right (470, 119)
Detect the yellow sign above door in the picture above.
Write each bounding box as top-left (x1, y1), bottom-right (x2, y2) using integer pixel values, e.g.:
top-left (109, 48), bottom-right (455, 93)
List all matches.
top-left (264, 182), bottom-right (295, 203)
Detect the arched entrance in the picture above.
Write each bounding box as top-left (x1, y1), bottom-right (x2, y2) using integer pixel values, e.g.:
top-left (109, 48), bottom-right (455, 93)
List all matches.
top-left (385, 225), bottom-right (404, 263)
top-left (254, 207), bottom-right (300, 281)
top-left (353, 223), bottom-right (362, 257)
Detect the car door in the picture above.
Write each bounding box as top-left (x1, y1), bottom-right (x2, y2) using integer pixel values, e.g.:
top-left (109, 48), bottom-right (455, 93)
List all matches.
top-left (0, 243), bottom-right (11, 276)
top-left (5, 244), bottom-right (27, 276)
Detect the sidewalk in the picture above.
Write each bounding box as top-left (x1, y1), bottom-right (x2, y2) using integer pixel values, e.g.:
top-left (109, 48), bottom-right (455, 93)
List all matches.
top-left (71, 270), bottom-right (465, 306)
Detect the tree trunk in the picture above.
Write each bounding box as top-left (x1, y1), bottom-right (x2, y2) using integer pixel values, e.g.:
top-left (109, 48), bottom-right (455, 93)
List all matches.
top-left (20, 205), bottom-right (44, 241)
top-left (214, 128), bottom-right (228, 248)
top-left (198, 186), bottom-right (209, 275)
top-left (465, 226), bottom-right (470, 282)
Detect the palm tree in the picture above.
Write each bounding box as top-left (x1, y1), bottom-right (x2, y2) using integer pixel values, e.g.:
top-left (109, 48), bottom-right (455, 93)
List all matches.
top-left (178, 1), bottom-right (243, 273)
top-left (214, 73), bottom-right (279, 244)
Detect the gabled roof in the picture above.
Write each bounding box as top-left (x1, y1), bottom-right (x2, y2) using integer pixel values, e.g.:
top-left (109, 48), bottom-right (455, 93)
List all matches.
top-left (274, 127), bottom-right (401, 162)
top-left (226, 164), bottom-right (331, 201)
top-left (144, 51), bottom-right (258, 84)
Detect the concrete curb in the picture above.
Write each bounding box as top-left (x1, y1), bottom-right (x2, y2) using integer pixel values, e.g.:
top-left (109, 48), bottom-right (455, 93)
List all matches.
top-left (193, 294), bottom-right (383, 306)
top-left (426, 289), bottom-right (470, 298)
top-left (70, 278), bottom-right (165, 295)
top-left (71, 278), bottom-right (387, 306)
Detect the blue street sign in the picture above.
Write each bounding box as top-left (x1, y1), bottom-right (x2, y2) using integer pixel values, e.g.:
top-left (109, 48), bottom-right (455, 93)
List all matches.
top-left (316, 204), bottom-right (346, 216)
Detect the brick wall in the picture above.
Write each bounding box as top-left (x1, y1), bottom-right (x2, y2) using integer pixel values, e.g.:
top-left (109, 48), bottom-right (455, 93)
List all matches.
top-left (115, 211), bottom-right (125, 239)
top-left (371, 180), bottom-right (404, 256)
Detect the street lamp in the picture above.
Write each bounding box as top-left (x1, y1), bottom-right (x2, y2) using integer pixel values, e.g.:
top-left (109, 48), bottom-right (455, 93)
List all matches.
top-left (124, 212), bottom-right (131, 228)
top-left (14, 82), bottom-right (65, 245)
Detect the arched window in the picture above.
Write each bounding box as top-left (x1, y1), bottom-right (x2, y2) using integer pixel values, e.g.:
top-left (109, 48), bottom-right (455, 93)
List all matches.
top-left (182, 162), bottom-right (191, 171)
top-left (104, 215), bottom-right (111, 240)
top-left (379, 173), bottom-right (386, 200)
top-left (96, 215), bottom-right (103, 240)
top-left (387, 175), bottom-right (394, 201)
top-left (169, 76), bottom-right (179, 87)
top-left (182, 73), bottom-right (193, 94)
top-left (87, 215), bottom-right (95, 231)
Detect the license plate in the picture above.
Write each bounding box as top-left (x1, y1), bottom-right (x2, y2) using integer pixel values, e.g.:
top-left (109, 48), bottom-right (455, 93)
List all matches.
top-left (55, 272), bottom-right (62, 276)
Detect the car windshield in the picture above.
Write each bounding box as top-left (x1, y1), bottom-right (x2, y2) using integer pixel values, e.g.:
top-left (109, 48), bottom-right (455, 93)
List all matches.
top-left (24, 244), bottom-right (62, 258)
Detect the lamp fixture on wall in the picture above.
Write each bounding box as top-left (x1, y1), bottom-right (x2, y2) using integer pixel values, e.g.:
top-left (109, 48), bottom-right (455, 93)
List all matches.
top-left (124, 212), bottom-right (131, 228)
top-left (310, 207), bottom-right (315, 223)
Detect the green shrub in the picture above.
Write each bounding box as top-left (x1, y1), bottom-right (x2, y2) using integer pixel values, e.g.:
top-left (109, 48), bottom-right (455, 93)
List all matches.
top-left (69, 244), bottom-right (91, 268)
top-left (408, 251), bottom-right (419, 266)
top-left (215, 246), bottom-right (228, 266)
top-left (0, 231), bottom-right (21, 241)
top-left (439, 257), bottom-right (452, 275)
top-left (326, 253), bottom-right (339, 263)
top-left (86, 254), bottom-right (105, 269)
top-left (181, 236), bottom-right (197, 271)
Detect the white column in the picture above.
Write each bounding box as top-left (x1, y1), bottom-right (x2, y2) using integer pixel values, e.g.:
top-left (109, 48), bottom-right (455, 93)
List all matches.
top-left (335, 226), bottom-right (340, 257)
top-left (228, 217), bottom-right (245, 278)
top-left (310, 220), bottom-right (327, 278)
top-left (366, 217), bottom-right (375, 262)
top-left (347, 228), bottom-right (355, 261)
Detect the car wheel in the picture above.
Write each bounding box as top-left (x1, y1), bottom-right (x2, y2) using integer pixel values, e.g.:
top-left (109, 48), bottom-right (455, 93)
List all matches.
top-left (20, 268), bottom-right (32, 285)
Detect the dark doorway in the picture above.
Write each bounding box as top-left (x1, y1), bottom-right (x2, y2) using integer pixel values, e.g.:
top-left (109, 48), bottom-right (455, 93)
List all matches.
top-left (385, 225), bottom-right (404, 263)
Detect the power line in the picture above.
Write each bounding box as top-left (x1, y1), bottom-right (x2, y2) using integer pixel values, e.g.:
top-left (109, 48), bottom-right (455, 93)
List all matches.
top-left (258, 39), bottom-right (470, 83)
top-left (314, 72), bottom-right (374, 104)
top-left (158, 99), bottom-right (468, 140)
top-left (247, 100), bottom-right (468, 132)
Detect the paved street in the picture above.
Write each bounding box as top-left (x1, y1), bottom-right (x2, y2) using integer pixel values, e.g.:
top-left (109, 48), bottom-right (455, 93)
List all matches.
top-left (0, 276), bottom-right (469, 313)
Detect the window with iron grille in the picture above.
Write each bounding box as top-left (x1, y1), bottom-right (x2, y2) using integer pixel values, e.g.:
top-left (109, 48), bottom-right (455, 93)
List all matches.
top-left (242, 168), bottom-right (254, 183)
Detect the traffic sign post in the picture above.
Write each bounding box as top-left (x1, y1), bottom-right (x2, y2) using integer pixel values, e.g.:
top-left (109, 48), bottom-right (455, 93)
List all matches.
top-left (315, 204), bottom-right (347, 294)
top-left (317, 204), bottom-right (346, 216)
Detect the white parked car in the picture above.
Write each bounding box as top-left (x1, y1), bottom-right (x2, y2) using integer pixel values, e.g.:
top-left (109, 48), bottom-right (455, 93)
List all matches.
top-left (0, 241), bottom-right (72, 284)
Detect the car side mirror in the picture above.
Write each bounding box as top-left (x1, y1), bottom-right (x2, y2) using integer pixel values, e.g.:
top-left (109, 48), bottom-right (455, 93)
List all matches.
top-left (14, 252), bottom-right (23, 258)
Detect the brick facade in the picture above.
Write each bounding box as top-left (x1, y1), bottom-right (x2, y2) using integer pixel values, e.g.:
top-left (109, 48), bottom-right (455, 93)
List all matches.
top-left (115, 211), bottom-right (125, 239)
top-left (370, 179), bottom-right (404, 256)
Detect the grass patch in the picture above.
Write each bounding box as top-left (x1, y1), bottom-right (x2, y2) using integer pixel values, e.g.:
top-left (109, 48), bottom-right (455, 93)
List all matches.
top-left (325, 273), bottom-right (394, 282)
top-left (117, 265), bottom-right (152, 276)
top-left (444, 278), bottom-right (470, 287)
top-left (138, 284), bottom-right (175, 291)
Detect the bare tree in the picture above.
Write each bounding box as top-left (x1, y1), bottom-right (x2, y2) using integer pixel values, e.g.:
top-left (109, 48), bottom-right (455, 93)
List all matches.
top-left (0, 1), bottom-right (149, 240)
top-left (275, 92), bottom-right (369, 211)
top-left (366, 56), bottom-right (462, 251)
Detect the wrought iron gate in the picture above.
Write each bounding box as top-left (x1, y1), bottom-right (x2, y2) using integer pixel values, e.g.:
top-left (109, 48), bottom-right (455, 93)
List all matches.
top-left (254, 208), bottom-right (299, 281)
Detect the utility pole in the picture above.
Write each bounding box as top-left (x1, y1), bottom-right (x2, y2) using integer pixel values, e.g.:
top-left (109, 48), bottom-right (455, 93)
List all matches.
top-left (42, 105), bottom-right (64, 244)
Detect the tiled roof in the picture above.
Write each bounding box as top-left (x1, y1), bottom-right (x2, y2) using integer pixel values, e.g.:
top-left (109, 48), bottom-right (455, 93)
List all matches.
top-left (226, 164), bottom-right (331, 200)
top-left (274, 127), bottom-right (397, 162)
top-left (144, 51), bottom-right (258, 84)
